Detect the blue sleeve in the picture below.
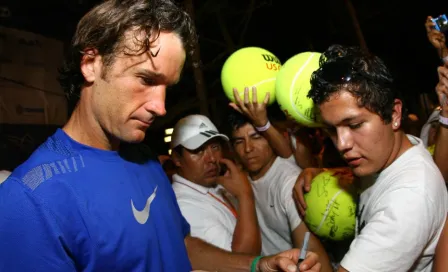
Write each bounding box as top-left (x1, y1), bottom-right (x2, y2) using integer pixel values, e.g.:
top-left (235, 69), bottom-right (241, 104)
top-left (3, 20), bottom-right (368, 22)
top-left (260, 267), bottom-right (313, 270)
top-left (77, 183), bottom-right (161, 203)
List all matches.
top-left (181, 213), bottom-right (191, 237)
top-left (0, 179), bottom-right (76, 272)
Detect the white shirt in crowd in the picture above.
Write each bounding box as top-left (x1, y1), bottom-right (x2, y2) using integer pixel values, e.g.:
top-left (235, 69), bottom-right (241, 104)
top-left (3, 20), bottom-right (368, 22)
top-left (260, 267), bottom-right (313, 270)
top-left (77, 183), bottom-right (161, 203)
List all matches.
top-left (172, 174), bottom-right (236, 252)
top-left (249, 156), bottom-right (302, 255)
top-left (0, 170), bottom-right (11, 184)
top-left (341, 135), bottom-right (448, 272)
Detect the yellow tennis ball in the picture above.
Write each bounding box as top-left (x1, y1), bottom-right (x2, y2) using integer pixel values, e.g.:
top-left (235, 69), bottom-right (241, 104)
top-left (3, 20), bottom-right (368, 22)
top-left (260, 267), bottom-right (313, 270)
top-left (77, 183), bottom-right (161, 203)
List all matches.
top-left (221, 47), bottom-right (281, 105)
top-left (276, 52), bottom-right (322, 127)
top-left (304, 171), bottom-right (357, 241)
top-left (427, 144), bottom-right (435, 155)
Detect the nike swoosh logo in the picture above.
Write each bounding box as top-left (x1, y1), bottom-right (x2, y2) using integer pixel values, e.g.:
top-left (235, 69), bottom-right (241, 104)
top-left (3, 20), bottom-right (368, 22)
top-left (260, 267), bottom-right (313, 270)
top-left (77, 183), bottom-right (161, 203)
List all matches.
top-left (131, 186), bottom-right (158, 224)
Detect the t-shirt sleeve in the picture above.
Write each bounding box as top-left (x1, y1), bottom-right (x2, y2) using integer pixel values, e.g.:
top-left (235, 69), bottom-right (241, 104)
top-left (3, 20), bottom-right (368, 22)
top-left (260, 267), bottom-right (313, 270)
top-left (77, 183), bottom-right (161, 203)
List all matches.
top-left (340, 188), bottom-right (438, 272)
top-left (0, 179), bottom-right (76, 272)
top-left (280, 175), bottom-right (302, 231)
top-left (180, 213), bottom-right (191, 238)
top-left (177, 202), bottom-right (233, 252)
top-left (168, 186), bottom-right (191, 238)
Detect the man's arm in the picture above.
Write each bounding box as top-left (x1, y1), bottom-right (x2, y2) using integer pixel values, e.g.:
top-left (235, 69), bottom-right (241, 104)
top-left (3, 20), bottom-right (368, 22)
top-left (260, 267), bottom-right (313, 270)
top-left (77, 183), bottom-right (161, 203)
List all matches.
top-left (258, 122), bottom-right (293, 158)
top-left (186, 236), bottom-right (253, 272)
top-left (434, 122), bottom-right (448, 180)
top-left (231, 192), bottom-right (261, 254)
top-left (230, 87), bottom-right (293, 158)
top-left (217, 158), bottom-right (261, 255)
top-left (185, 235), bottom-right (322, 272)
top-left (282, 174), bottom-right (332, 272)
top-left (291, 128), bottom-right (319, 169)
top-left (434, 65), bottom-right (448, 181)
top-left (292, 223), bottom-right (333, 272)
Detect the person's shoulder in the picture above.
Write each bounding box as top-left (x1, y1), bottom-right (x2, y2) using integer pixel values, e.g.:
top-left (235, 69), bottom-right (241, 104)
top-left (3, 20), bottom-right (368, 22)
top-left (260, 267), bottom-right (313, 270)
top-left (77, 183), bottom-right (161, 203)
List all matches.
top-left (9, 133), bottom-right (83, 190)
top-left (274, 156), bottom-right (301, 174)
top-left (269, 156), bottom-right (301, 186)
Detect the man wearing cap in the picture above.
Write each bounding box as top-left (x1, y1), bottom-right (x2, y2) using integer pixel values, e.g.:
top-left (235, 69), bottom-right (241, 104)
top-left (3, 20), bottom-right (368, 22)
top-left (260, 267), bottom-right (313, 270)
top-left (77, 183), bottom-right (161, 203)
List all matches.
top-left (170, 114), bottom-right (261, 255)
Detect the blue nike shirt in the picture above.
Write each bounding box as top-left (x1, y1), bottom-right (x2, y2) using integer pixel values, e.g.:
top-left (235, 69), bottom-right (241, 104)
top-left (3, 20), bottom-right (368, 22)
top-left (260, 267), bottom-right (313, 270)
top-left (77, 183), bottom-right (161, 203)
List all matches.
top-left (0, 129), bottom-right (192, 271)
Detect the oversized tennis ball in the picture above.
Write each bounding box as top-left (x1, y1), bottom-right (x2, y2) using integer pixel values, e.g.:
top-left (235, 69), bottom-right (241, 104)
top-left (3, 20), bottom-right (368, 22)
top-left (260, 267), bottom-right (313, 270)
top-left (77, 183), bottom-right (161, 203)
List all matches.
top-left (276, 52), bottom-right (322, 127)
top-left (304, 171), bottom-right (356, 241)
top-left (221, 47), bottom-right (281, 105)
top-left (427, 144), bottom-right (435, 155)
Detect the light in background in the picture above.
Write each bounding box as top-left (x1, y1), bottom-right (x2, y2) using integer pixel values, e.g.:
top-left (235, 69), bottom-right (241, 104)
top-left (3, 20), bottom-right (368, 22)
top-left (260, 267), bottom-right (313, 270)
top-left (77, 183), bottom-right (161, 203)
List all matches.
top-left (164, 128), bottom-right (173, 154)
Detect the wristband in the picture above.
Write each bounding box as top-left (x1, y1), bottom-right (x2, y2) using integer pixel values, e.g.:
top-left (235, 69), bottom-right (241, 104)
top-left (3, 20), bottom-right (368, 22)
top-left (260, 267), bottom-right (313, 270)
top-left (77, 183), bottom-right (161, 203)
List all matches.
top-left (255, 120), bottom-right (271, 132)
top-left (439, 114), bottom-right (448, 126)
top-left (251, 256), bottom-right (263, 272)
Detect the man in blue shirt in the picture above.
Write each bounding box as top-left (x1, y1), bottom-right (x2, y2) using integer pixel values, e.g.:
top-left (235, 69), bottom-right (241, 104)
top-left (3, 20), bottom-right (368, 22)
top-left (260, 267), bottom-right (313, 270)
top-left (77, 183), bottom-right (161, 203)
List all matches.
top-left (0, 0), bottom-right (320, 271)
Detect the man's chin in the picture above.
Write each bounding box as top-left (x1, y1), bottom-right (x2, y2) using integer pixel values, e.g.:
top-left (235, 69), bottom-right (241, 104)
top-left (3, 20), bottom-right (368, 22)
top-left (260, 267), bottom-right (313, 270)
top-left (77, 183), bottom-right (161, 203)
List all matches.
top-left (122, 129), bottom-right (146, 144)
top-left (203, 176), bottom-right (218, 187)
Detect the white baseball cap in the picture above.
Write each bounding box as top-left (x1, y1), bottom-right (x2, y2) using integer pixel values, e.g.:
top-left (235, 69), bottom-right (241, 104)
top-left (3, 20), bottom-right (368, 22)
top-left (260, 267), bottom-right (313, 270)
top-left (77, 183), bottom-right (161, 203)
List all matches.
top-left (171, 114), bottom-right (229, 150)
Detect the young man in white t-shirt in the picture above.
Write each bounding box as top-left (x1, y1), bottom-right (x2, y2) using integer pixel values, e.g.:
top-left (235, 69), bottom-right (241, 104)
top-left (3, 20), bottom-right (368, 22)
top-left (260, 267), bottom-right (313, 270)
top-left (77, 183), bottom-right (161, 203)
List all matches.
top-left (226, 87), bottom-right (333, 272)
top-left (295, 44), bottom-right (448, 272)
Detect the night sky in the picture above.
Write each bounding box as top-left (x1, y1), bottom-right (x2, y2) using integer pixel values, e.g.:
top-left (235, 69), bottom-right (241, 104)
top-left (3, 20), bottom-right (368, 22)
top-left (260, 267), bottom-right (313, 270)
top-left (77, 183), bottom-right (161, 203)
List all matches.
top-left (1, 0), bottom-right (447, 158)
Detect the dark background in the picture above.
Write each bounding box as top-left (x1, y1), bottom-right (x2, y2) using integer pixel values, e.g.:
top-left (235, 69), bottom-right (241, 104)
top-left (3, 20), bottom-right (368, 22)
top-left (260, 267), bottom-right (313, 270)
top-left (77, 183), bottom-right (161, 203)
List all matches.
top-left (0, 0), bottom-right (446, 170)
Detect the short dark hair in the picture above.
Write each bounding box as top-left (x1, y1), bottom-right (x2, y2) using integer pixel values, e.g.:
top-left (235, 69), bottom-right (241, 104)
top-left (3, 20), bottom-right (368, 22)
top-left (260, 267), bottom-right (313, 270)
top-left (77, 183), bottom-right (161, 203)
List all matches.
top-left (172, 145), bottom-right (184, 157)
top-left (59, 0), bottom-right (197, 101)
top-left (226, 109), bottom-right (252, 137)
top-left (308, 45), bottom-right (406, 123)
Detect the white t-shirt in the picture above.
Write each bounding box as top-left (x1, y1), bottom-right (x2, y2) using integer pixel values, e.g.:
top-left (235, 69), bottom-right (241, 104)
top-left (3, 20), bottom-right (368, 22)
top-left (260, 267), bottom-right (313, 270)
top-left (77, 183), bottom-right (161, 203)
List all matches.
top-left (0, 170), bottom-right (11, 184)
top-left (250, 156), bottom-right (302, 255)
top-left (172, 174), bottom-right (236, 252)
top-left (341, 135), bottom-right (448, 272)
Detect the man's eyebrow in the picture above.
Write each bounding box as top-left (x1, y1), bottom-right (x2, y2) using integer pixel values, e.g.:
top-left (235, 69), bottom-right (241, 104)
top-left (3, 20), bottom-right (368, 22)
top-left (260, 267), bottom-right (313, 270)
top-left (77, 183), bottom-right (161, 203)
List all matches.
top-left (135, 69), bottom-right (165, 79)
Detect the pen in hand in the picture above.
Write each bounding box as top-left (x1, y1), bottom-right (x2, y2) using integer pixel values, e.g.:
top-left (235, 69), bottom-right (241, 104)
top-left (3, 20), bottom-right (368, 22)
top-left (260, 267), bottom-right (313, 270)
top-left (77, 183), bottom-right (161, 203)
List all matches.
top-left (298, 231), bottom-right (311, 269)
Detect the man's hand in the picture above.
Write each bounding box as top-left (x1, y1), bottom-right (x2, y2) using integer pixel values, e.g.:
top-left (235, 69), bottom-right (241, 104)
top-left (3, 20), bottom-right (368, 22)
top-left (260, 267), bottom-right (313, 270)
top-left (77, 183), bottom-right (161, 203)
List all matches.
top-left (216, 158), bottom-right (253, 199)
top-left (257, 249), bottom-right (321, 272)
top-left (230, 86), bottom-right (270, 127)
top-left (425, 16), bottom-right (448, 58)
top-left (293, 168), bottom-right (324, 216)
top-left (293, 167), bottom-right (354, 217)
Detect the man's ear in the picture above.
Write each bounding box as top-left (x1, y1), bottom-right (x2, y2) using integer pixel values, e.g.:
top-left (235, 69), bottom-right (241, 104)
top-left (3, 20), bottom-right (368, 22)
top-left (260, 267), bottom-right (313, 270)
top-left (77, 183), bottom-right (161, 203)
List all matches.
top-left (80, 48), bottom-right (101, 83)
top-left (391, 98), bottom-right (403, 131)
top-left (171, 152), bottom-right (182, 167)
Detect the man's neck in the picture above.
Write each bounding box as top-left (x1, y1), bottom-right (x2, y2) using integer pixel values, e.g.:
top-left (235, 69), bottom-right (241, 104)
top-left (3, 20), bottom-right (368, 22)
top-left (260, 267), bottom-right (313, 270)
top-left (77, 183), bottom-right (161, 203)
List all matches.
top-left (381, 131), bottom-right (413, 172)
top-left (63, 98), bottom-right (119, 151)
top-left (249, 155), bottom-right (277, 181)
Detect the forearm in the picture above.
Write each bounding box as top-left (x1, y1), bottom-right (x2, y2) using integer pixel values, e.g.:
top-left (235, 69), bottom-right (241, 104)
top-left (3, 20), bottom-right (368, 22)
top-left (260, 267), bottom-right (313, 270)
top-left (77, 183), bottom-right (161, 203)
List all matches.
top-left (292, 225), bottom-right (332, 272)
top-left (185, 235), bottom-right (256, 272)
top-left (294, 143), bottom-right (318, 169)
top-left (434, 122), bottom-right (448, 181)
top-left (232, 194), bottom-right (261, 255)
top-left (305, 235), bottom-right (333, 272)
top-left (260, 125), bottom-right (293, 158)
top-left (438, 47), bottom-right (448, 59)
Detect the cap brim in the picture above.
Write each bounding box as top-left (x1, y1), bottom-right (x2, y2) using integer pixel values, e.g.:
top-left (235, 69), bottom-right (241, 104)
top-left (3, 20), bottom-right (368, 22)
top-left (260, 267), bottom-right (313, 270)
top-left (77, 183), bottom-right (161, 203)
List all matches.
top-left (180, 133), bottom-right (229, 150)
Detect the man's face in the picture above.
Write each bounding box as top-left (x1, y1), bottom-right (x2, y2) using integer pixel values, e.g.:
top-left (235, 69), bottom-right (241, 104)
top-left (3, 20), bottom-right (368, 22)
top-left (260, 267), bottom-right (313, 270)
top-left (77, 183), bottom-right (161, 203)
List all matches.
top-left (84, 31), bottom-right (186, 143)
top-left (231, 123), bottom-right (275, 179)
top-left (174, 139), bottom-right (223, 188)
top-left (319, 90), bottom-right (402, 177)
